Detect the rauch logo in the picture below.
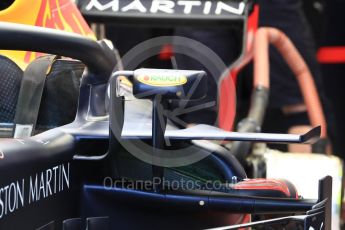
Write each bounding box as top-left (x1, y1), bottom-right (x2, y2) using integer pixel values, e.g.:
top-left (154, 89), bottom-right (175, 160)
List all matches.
top-left (138, 74), bottom-right (187, 87)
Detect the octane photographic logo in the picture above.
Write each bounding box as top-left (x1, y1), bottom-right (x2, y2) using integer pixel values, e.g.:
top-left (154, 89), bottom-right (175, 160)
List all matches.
top-left (110, 36), bottom-right (236, 167)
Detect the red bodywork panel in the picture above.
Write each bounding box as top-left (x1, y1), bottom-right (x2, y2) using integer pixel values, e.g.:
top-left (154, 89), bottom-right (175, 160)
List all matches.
top-left (234, 178), bottom-right (299, 199)
top-left (218, 5), bottom-right (259, 131)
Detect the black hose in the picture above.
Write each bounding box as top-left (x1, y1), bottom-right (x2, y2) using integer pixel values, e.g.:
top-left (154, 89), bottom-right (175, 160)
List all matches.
top-left (231, 86), bottom-right (269, 164)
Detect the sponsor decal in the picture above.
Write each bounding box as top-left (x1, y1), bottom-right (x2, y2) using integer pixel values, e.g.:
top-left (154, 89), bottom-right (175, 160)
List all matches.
top-left (84, 0), bottom-right (246, 16)
top-left (24, 0), bottom-right (94, 64)
top-left (137, 74), bottom-right (187, 86)
top-left (0, 0), bottom-right (94, 69)
top-left (0, 163), bottom-right (70, 219)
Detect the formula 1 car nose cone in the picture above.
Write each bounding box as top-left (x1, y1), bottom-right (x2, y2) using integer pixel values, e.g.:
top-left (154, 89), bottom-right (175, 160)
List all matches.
top-left (132, 68), bottom-right (207, 100)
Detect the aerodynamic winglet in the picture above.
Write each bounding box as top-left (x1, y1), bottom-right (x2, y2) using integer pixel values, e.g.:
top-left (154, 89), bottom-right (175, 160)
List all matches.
top-left (122, 124), bottom-right (321, 144)
top-left (300, 126), bottom-right (321, 144)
